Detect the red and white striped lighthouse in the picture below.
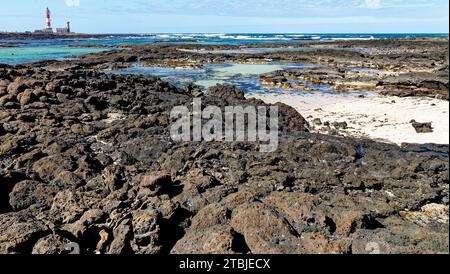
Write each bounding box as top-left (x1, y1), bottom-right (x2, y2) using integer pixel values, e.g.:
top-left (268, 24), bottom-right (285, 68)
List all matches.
top-left (45, 7), bottom-right (52, 30)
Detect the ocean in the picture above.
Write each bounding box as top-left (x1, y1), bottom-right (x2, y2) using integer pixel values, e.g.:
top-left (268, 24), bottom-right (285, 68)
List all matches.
top-left (0, 33), bottom-right (448, 65)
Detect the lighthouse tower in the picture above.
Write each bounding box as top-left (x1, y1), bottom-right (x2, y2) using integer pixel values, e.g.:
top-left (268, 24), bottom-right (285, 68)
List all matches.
top-left (45, 7), bottom-right (53, 32)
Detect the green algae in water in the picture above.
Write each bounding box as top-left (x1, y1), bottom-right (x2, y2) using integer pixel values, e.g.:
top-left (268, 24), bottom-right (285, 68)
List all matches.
top-left (194, 79), bottom-right (227, 88)
top-left (211, 63), bottom-right (284, 76)
top-left (0, 46), bottom-right (109, 64)
top-left (193, 63), bottom-right (285, 88)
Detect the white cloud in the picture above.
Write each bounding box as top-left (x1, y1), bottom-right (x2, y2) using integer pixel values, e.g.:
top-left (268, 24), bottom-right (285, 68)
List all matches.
top-left (65, 0), bottom-right (81, 7)
top-left (365, 0), bottom-right (381, 8)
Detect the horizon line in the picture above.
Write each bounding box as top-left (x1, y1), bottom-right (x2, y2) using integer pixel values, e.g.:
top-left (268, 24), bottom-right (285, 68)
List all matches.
top-left (1, 31), bottom-right (448, 35)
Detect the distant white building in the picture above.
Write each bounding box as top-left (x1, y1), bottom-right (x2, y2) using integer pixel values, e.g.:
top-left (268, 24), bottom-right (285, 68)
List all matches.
top-left (56, 22), bottom-right (71, 34)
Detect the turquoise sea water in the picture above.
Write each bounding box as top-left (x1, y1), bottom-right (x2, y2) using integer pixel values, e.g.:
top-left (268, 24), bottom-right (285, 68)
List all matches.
top-left (0, 33), bottom-right (447, 65)
top-left (0, 46), bottom-right (109, 65)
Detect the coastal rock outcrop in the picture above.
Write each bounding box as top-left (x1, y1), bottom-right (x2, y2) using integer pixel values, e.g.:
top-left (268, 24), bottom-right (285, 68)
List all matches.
top-left (0, 66), bottom-right (448, 254)
top-left (206, 84), bottom-right (246, 100)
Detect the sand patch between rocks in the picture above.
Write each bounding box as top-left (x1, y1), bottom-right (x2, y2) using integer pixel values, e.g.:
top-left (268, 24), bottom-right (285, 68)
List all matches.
top-left (247, 92), bottom-right (449, 145)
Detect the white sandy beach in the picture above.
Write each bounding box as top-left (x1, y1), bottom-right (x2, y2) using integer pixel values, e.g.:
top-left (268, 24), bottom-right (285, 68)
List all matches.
top-left (247, 92), bottom-right (449, 145)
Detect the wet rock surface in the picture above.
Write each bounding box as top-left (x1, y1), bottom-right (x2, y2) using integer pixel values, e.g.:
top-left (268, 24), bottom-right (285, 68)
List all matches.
top-left (1, 43), bottom-right (449, 254)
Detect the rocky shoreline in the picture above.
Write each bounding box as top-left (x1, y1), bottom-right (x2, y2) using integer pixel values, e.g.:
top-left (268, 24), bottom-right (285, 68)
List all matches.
top-left (26, 38), bottom-right (449, 99)
top-left (0, 38), bottom-right (449, 254)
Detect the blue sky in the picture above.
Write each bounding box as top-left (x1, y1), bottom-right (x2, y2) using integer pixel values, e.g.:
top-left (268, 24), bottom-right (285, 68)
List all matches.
top-left (0, 0), bottom-right (448, 33)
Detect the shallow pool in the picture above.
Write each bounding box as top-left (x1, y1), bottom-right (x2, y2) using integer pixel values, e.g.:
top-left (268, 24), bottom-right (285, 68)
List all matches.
top-left (111, 62), bottom-right (318, 92)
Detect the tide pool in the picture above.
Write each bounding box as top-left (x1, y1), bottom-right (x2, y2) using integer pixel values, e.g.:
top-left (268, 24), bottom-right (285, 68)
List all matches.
top-left (111, 62), bottom-right (317, 91)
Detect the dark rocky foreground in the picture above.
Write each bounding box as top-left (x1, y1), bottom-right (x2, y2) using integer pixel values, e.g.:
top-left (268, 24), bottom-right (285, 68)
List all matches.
top-left (0, 65), bottom-right (448, 254)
